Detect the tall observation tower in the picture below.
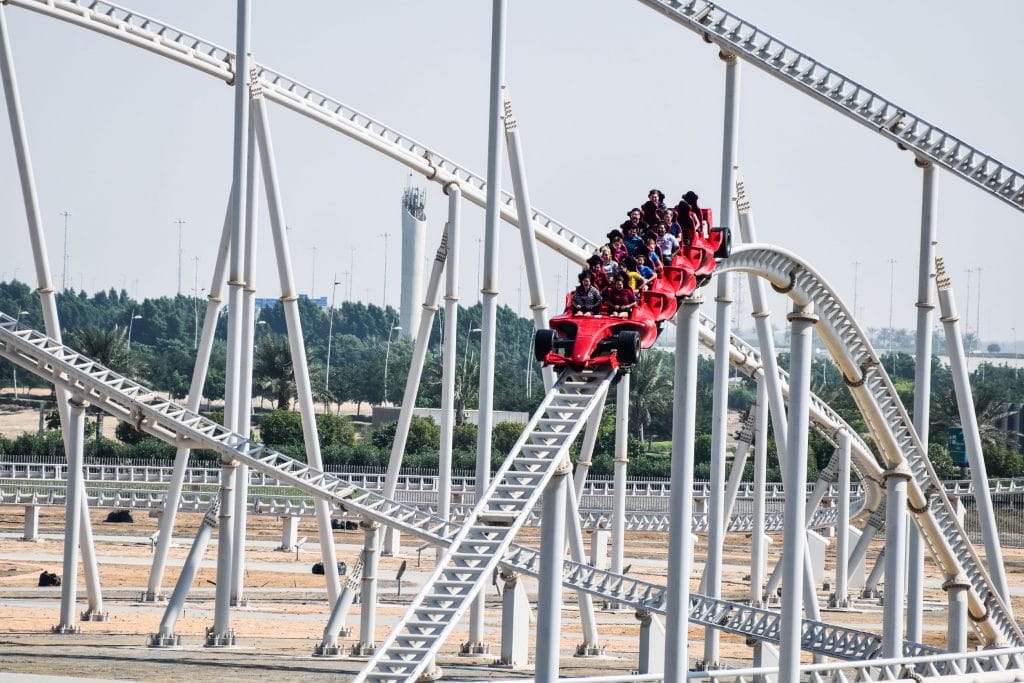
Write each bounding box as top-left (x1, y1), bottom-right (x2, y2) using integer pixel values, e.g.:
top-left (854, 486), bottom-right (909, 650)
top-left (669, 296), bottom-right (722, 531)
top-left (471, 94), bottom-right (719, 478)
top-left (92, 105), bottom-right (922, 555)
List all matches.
top-left (400, 186), bottom-right (427, 341)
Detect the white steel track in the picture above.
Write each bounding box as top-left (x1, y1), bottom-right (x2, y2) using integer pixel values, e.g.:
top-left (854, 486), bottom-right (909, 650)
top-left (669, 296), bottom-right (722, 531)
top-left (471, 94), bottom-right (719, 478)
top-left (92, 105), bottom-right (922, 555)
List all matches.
top-left (636, 0), bottom-right (1024, 213)
top-left (721, 245), bottom-right (1024, 648)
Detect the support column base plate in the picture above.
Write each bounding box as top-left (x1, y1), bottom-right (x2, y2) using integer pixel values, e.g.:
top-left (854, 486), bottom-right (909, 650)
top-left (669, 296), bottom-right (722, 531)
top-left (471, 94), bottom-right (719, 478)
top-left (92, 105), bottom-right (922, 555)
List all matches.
top-left (148, 633), bottom-right (181, 648)
top-left (574, 643), bottom-right (606, 657)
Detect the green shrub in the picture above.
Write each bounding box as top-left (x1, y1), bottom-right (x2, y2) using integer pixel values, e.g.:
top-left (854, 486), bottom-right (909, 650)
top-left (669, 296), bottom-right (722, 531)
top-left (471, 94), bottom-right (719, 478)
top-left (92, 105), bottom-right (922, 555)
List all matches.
top-left (370, 416), bottom-right (440, 454)
top-left (452, 423), bottom-right (477, 451)
top-left (115, 420), bottom-right (145, 444)
top-left (260, 410), bottom-right (304, 447)
top-left (316, 413), bottom-right (356, 449)
top-left (491, 421), bottom-right (524, 456)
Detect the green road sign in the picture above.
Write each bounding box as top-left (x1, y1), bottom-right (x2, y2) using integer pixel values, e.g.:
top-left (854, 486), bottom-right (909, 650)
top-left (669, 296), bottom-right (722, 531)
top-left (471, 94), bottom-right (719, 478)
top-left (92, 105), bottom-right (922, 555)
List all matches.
top-left (948, 426), bottom-right (967, 467)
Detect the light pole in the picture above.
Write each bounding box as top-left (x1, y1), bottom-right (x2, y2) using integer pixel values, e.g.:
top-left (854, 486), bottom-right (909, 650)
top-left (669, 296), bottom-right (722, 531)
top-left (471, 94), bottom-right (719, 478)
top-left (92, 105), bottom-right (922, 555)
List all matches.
top-left (192, 256), bottom-right (200, 350)
top-left (463, 325), bottom-right (483, 380)
top-left (348, 247), bottom-right (356, 300)
top-left (60, 210), bottom-right (72, 291)
top-left (175, 219), bottom-right (186, 296)
top-left (887, 258), bottom-right (897, 375)
top-left (1013, 327), bottom-right (1018, 380)
top-left (310, 245), bottom-right (317, 300)
top-left (380, 233), bottom-right (391, 309)
top-left (127, 311), bottom-right (143, 353)
top-left (325, 277), bottom-right (341, 402)
top-left (12, 310), bottom-right (28, 397)
top-left (383, 324), bottom-right (402, 405)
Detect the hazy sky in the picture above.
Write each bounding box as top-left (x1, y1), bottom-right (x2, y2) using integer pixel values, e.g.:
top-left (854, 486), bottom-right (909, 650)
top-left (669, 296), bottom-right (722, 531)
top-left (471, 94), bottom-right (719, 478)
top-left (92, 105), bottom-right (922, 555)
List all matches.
top-left (1, 1), bottom-right (1021, 346)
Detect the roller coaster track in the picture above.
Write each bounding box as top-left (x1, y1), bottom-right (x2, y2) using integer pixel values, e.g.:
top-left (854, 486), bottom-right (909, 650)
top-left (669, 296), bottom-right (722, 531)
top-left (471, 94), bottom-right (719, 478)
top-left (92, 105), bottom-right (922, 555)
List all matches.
top-left (637, 0), bottom-right (1024, 214)
top-left (720, 246), bottom-right (1024, 648)
top-left (0, 310), bottom-right (942, 670)
top-left (4, 0), bottom-right (888, 517)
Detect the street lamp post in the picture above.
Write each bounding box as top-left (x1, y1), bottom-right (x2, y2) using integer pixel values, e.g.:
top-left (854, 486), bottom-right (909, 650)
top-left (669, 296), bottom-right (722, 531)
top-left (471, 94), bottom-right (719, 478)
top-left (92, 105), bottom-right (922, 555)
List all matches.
top-left (325, 277), bottom-right (341, 405)
top-left (60, 210), bottom-right (71, 291)
top-left (383, 325), bottom-right (402, 405)
top-left (1013, 326), bottom-right (1018, 381)
top-left (127, 311), bottom-right (143, 353)
top-left (381, 233), bottom-right (392, 309)
top-left (175, 219), bottom-right (186, 296)
top-left (887, 258), bottom-right (897, 375)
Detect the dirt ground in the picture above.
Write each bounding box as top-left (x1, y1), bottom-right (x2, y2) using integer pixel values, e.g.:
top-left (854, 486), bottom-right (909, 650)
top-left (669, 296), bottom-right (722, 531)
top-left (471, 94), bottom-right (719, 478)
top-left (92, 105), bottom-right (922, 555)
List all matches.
top-left (3, 400), bottom-right (1024, 680)
top-left (3, 503), bottom-right (1018, 681)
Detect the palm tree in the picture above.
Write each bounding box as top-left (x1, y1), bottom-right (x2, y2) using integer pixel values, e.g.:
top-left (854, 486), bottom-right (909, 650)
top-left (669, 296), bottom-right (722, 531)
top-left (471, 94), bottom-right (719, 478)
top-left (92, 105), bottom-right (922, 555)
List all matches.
top-left (930, 386), bottom-right (1022, 453)
top-left (72, 325), bottom-right (130, 370)
top-left (253, 334), bottom-right (295, 410)
top-left (628, 350), bottom-right (673, 443)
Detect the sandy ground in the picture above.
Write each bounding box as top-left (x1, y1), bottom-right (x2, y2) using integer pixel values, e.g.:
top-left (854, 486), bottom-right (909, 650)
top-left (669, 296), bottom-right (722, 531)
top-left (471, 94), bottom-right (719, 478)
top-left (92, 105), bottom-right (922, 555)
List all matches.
top-left (3, 401), bottom-right (1023, 680)
top-left (2, 503), bottom-right (1016, 681)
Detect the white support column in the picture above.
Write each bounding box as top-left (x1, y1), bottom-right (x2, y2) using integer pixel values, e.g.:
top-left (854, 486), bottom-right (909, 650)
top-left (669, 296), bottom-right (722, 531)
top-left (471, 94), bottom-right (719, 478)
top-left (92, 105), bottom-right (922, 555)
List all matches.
top-left (831, 430), bottom-right (852, 608)
top-left (381, 229), bottom-right (449, 557)
top-left (663, 296), bottom-right (702, 681)
top-left (908, 157), bottom-right (937, 642)
top-left (251, 94), bottom-right (342, 607)
top-left (934, 259), bottom-right (1012, 608)
top-left (636, 610), bottom-right (666, 675)
top-left (146, 199), bottom-right (231, 602)
top-left (0, 3), bottom-right (103, 616)
top-left (210, 0), bottom-right (252, 644)
top-left (315, 567), bottom-right (359, 655)
top-left (882, 468), bottom-right (911, 659)
top-left (535, 463), bottom-right (570, 682)
top-left (231, 117), bottom-right (260, 608)
top-left (78, 509), bottom-right (106, 621)
top-left (497, 570), bottom-right (530, 668)
top-left (943, 575), bottom-right (970, 652)
top-left (208, 460), bottom-right (237, 646)
top-left (437, 183), bottom-right (462, 562)
top-left (733, 172), bottom-right (788, 456)
top-left (149, 500), bottom-right (220, 647)
top-left (573, 384), bottom-right (608, 501)
top-left (750, 376), bottom-right (768, 606)
top-left (277, 516), bottom-right (299, 552)
top-left (466, 0), bottom-right (506, 653)
top-left (22, 505), bottom-right (39, 541)
top-left (609, 373), bottom-right (630, 605)
top-left (502, 86), bottom-right (553, 391)
top-left (704, 50), bottom-right (740, 668)
top-left (566, 482), bottom-right (602, 656)
top-left (53, 397), bottom-right (85, 634)
top-left (778, 301), bottom-right (816, 683)
top-left (352, 520), bottom-right (380, 657)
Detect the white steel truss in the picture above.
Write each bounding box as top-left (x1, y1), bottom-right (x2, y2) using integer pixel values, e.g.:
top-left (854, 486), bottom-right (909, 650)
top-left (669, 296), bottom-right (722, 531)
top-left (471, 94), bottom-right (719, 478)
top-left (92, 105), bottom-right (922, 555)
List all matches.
top-left (721, 246), bottom-right (1024, 648)
top-left (636, 0), bottom-right (1024, 213)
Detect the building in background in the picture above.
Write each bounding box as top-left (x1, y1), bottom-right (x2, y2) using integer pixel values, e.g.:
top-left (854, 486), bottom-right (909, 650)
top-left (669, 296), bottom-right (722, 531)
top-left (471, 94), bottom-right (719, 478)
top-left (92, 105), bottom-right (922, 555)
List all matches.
top-left (400, 185), bottom-right (427, 341)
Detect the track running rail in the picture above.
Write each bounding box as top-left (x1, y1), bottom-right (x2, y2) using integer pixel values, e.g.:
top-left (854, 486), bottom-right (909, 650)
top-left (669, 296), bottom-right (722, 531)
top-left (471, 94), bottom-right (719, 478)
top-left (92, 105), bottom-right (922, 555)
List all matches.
top-left (637, 0), bottom-right (1024, 213)
top-left (720, 246), bottom-right (1024, 647)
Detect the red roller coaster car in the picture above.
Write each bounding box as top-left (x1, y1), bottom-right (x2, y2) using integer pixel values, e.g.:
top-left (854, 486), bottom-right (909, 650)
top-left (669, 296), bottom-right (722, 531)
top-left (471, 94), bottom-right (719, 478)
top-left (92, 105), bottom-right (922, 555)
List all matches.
top-left (535, 217), bottom-right (731, 372)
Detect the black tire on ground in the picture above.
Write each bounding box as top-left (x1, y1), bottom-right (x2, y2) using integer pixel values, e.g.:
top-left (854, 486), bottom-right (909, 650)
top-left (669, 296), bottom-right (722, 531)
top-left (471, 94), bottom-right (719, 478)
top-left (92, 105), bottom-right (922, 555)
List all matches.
top-left (617, 330), bottom-right (641, 366)
top-left (711, 227), bottom-right (732, 259)
top-left (534, 329), bottom-right (556, 362)
top-left (39, 571), bottom-right (61, 587)
top-left (105, 509), bottom-right (134, 523)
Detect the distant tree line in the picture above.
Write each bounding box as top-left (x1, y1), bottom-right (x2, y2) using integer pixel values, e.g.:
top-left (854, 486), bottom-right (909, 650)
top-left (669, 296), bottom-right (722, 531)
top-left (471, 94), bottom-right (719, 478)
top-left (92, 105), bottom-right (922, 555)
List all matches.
top-left (1, 279), bottom-right (1022, 480)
